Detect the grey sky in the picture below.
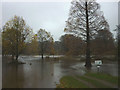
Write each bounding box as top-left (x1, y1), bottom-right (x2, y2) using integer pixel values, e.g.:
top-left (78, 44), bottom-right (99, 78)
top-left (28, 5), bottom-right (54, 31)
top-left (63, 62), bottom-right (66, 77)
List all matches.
top-left (2, 1), bottom-right (118, 41)
top-left (118, 1), bottom-right (120, 25)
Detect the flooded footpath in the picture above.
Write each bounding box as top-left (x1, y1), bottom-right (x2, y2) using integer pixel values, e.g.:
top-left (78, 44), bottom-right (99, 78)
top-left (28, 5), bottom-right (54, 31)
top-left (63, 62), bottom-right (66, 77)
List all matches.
top-left (2, 56), bottom-right (118, 88)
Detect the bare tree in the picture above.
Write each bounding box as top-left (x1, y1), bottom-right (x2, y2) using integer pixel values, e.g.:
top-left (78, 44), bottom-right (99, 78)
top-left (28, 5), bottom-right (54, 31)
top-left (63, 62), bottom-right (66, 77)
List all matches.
top-left (37, 29), bottom-right (53, 59)
top-left (64, 0), bottom-right (109, 68)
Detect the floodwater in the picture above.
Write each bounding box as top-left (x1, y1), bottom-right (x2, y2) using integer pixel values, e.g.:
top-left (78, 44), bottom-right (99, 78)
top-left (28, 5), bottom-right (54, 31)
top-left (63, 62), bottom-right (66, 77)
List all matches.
top-left (2, 56), bottom-right (118, 88)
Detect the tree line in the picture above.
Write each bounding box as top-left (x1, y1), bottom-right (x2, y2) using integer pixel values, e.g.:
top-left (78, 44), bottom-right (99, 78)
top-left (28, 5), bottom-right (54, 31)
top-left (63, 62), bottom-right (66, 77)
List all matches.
top-left (1, 15), bottom-right (117, 58)
top-left (2, 16), bottom-right (54, 60)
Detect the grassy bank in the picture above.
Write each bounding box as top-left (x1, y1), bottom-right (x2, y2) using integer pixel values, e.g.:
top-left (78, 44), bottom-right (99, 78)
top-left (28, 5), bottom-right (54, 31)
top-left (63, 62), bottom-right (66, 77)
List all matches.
top-left (56, 76), bottom-right (88, 88)
top-left (56, 72), bottom-right (118, 88)
top-left (85, 72), bottom-right (118, 84)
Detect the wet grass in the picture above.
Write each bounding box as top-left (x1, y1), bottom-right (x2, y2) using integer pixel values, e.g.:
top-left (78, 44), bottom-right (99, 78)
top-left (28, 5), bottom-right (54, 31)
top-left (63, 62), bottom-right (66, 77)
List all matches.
top-left (56, 76), bottom-right (88, 88)
top-left (77, 76), bottom-right (109, 88)
top-left (85, 72), bottom-right (118, 84)
top-left (57, 73), bottom-right (118, 88)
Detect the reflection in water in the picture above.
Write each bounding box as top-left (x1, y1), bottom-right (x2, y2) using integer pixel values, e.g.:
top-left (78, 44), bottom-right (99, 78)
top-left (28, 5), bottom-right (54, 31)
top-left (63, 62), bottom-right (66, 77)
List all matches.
top-left (3, 61), bottom-right (25, 88)
top-left (2, 56), bottom-right (118, 88)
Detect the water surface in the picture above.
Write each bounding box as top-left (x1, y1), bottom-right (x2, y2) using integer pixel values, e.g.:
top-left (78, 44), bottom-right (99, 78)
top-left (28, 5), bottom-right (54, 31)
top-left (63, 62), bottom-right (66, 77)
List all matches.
top-left (2, 56), bottom-right (118, 88)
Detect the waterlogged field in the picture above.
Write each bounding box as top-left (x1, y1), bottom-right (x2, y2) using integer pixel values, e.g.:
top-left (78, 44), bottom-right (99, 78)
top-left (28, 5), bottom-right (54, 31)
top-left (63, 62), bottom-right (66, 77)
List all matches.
top-left (2, 56), bottom-right (118, 88)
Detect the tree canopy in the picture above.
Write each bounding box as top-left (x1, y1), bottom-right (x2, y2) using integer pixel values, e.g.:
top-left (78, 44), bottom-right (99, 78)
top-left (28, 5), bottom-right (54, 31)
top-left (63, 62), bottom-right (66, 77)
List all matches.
top-left (37, 29), bottom-right (54, 59)
top-left (64, 0), bottom-right (109, 40)
top-left (2, 15), bottom-right (33, 60)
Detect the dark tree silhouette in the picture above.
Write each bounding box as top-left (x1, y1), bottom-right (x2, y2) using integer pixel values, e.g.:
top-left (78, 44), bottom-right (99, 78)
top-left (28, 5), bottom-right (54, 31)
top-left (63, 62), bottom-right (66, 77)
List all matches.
top-left (64, 0), bottom-right (109, 68)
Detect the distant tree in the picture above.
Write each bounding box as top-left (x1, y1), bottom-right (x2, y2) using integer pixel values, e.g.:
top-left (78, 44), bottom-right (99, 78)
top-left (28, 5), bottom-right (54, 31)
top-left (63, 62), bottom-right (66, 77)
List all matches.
top-left (114, 25), bottom-right (120, 61)
top-left (2, 15), bottom-right (32, 60)
top-left (114, 25), bottom-right (120, 46)
top-left (49, 41), bottom-right (55, 56)
top-left (23, 34), bottom-right (39, 55)
top-left (43, 40), bottom-right (55, 56)
top-left (37, 29), bottom-right (53, 59)
top-left (60, 35), bottom-right (69, 54)
top-left (54, 41), bottom-right (61, 55)
top-left (64, 0), bottom-right (109, 68)
top-left (91, 30), bottom-right (115, 55)
top-left (60, 34), bottom-right (84, 55)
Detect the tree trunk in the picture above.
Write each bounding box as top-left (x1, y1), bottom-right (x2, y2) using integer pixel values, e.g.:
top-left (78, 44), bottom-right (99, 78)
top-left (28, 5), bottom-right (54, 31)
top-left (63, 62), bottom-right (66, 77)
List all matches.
top-left (41, 41), bottom-right (44, 60)
top-left (16, 55), bottom-right (18, 61)
top-left (85, 2), bottom-right (92, 68)
top-left (41, 53), bottom-right (43, 60)
top-left (16, 29), bottom-right (19, 61)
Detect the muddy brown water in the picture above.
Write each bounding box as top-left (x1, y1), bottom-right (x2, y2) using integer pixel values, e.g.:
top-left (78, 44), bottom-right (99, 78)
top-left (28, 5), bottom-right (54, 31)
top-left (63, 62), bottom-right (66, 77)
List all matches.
top-left (2, 56), bottom-right (118, 88)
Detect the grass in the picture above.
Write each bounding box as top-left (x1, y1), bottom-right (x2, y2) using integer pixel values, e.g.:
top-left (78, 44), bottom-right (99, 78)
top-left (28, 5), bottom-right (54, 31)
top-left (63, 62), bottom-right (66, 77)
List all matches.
top-left (77, 76), bottom-right (109, 88)
top-left (56, 76), bottom-right (88, 88)
top-left (56, 73), bottom-right (118, 88)
top-left (85, 72), bottom-right (118, 84)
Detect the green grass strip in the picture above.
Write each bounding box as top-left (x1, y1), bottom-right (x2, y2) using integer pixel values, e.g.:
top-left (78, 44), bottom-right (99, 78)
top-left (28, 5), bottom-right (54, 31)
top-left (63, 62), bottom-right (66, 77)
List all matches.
top-left (77, 75), bottom-right (111, 88)
top-left (85, 72), bottom-right (118, 84)
top-left (57, 76), bottom-right (88, 88)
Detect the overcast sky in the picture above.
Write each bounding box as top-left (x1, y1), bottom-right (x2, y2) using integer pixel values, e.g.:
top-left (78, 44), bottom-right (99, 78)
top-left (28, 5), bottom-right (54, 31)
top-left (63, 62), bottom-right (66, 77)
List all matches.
top-left (1, 0), bottom-right (118, 41)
